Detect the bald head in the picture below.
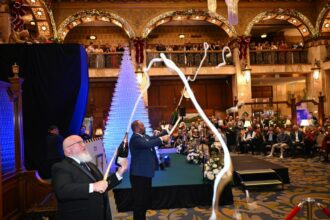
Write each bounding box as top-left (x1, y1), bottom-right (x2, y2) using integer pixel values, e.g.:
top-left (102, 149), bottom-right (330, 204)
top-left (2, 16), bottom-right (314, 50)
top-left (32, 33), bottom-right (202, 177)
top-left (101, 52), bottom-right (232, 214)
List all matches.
top-left (63, 135), bottom-right (85, 157)
top-left (131, 120), bottom-right (145, 135)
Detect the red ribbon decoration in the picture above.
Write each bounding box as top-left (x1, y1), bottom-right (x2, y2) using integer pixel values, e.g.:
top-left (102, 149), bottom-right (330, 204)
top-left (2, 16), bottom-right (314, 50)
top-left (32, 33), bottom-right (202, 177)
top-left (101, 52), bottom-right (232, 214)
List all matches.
top-left (237, 35), bottom-right (251, 60)
top-left (285, 206), bottom-right (301, 220)
top-left (133, 38), bottom-right (145, 64)
top-left (322, 207), bottom-right (330, 218)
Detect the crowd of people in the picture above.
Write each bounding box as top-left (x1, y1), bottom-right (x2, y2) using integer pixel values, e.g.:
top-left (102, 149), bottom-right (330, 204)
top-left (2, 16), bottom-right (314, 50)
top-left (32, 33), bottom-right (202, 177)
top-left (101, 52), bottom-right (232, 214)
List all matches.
top-left (167, 114), bottom-right (330, 162)
top-left (148, 41), bottom-right (228, 52)
top-left (85, 42), bottom-right (126, 54)
top-left (85, 43), bottom-right (126, 68)
top-left (250, 41), bottom-right (304, 51)
top-left (249, 40), bottom-right (307, 64)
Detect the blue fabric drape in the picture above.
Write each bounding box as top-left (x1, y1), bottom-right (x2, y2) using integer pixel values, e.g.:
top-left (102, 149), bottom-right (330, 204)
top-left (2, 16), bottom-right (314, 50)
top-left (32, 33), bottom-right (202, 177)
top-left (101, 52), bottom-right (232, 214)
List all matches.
top-left (0, 44), bottom-right (89, 173)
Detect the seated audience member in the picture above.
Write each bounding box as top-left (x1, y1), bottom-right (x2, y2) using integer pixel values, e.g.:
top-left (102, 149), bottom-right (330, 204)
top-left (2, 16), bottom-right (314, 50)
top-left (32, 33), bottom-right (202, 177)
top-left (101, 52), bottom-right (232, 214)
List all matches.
top-left (239, 126), bottom-right (255, 153)
top-left (262, 126), bottom-right (277, 155)
top-left (290, 125), bottom-right (305, 157)
top-left (80, 125), bottom-right (91, 140)
top-left (198, 138), bottom-right (210, 160)
top-left (303, 127), bottom-right (315, 157)
top-left (322, 126), bottom-right (330, 161)
top-left (251, 127), bottom-right (264, 154)
top-left (225, 122), bottom-right (237, 152)
top-left (267, 127), bottom-right (290, 159)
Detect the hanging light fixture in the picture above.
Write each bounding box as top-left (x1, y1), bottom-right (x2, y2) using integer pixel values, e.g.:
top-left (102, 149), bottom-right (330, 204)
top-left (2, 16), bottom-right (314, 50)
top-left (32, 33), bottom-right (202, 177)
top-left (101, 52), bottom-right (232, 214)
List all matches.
top-left (135, 65), bottom-right (143, 84)
top-left (261, 33), bottom-right (267, 38)
top-left (311, 59), bottom-right (320, 80)
top-left (88, 35), bottom-right (97, 40)
top-left (242, 64), bottom-right (252, 83)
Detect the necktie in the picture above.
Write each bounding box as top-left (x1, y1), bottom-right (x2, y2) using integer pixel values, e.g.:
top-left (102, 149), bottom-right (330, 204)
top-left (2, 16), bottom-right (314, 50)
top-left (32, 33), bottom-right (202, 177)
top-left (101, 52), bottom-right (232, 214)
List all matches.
top-left (81, 162), bottom-right (98, 179)
top-left (80, 162), bottom-right (91, 172)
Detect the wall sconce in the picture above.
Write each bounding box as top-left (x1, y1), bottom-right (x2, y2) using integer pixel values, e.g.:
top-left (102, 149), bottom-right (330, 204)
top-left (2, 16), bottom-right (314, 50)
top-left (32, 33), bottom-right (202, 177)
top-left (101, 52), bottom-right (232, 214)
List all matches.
top-left (311, 60), bottom-right (320, 80)
top-left (242, 65), bottom-right (251, 83)
top-left (95, 128), bottom-right (103, 136)
top-left (135, 65), bottom-right (143, 84)
top-left (88, 35), bottom-right (97, 40)
top-left (178, 33), bottom-right (185, 39)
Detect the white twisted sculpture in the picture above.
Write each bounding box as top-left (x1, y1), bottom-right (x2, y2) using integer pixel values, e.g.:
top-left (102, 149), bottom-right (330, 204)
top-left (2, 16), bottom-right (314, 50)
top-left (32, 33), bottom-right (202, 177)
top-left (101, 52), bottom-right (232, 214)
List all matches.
top-left (142, 44), bottom-right (233, 219)
top-left (104, 46), bottom-right (233, 219)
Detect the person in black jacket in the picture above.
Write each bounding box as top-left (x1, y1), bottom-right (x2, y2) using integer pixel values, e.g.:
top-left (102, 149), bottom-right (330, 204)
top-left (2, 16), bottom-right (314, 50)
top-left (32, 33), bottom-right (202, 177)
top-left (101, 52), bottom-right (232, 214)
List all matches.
top-left (52, 135), bottom-right (128, 220)
top-left (44, 125), bottom-right (64, 179)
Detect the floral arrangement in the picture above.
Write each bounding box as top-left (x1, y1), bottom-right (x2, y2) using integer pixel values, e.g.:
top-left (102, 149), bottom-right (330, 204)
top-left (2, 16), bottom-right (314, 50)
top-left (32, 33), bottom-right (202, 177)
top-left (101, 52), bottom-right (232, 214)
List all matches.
top-left (204, 157), bottom-right (223, 181)
top-left (186, 149), bottom-right (204, 164)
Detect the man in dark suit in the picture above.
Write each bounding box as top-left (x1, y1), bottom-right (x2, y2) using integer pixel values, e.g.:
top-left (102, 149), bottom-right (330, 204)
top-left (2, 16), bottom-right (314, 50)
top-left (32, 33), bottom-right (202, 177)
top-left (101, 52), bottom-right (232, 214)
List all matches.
top-left (52, 135), bottom-right (128, 220)
top-left (129, 120), bottom-right (170, 220)
top-left (262, 126), bottom-right (277, 155)
top-left (290, 125), bottom-right (305, 157)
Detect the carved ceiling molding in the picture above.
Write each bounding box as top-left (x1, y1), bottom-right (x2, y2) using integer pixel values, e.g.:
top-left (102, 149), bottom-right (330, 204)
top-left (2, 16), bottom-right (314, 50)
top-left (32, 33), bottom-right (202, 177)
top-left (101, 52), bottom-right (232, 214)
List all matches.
top-left (244, 8), bottom-right (317, 39)
top-left (20, 0), bottom-right (56, 38)
top-left (316, 4), bottom-right (330, 34)
top-left (57, 9), bottom-right (135, 40)
top-left (141, 9), bottom-right (237, 39)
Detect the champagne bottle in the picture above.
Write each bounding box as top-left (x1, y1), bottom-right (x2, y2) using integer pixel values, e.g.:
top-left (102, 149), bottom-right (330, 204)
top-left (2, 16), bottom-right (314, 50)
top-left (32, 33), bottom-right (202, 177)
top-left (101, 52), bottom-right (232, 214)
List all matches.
top-left (115, 132), bottom-right (128, 167)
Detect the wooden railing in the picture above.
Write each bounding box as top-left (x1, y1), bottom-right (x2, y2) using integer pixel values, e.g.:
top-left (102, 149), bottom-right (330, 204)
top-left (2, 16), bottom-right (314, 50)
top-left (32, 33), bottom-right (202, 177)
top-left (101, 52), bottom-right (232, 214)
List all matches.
top-left (146, 50), bottom-right (233, 67)
top-left (88, 52), bottom-right (124, 68)
top-left (250, 49), bottom-right (308, 65)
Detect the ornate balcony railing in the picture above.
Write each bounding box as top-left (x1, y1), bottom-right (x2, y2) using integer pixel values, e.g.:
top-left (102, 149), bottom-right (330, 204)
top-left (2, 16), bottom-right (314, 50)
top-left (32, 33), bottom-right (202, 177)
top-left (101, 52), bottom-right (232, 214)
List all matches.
top-left (146, 50), bottom-right (233, 67)
top-left (250, 49), bottom-right (308, 65)
top-left (88, 52), bottom-right (124, 68)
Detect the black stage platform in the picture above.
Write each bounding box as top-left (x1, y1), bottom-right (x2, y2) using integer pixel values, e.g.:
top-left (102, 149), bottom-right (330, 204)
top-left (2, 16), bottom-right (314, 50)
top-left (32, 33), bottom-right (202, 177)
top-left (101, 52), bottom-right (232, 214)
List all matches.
top-left (232, 155), bottom-right (290, 184)
top-left (113, 153), bottom-right (233, 212)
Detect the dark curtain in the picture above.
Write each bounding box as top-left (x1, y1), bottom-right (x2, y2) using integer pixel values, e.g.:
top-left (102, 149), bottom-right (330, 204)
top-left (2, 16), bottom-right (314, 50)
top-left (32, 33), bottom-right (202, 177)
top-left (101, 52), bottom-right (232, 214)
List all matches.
top-left (0, 44), bottom-right (89, 172)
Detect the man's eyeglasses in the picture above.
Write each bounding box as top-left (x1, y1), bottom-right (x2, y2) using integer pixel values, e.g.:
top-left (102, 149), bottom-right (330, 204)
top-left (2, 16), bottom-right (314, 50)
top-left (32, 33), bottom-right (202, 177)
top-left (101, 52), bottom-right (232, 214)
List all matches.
top-left (66, 140), bottom-right (84, 148)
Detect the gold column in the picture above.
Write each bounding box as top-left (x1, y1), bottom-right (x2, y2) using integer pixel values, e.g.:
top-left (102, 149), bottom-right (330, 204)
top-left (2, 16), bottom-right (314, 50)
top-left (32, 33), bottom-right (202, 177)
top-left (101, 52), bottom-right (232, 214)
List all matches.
top-left (233, 47), bottom-right (252, 116)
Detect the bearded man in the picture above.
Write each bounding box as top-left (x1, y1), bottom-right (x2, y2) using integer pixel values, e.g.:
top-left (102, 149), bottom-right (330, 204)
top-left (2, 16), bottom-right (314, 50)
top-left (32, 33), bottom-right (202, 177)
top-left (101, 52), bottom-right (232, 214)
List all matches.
top-left (52, 135), bottom-right (128, 220)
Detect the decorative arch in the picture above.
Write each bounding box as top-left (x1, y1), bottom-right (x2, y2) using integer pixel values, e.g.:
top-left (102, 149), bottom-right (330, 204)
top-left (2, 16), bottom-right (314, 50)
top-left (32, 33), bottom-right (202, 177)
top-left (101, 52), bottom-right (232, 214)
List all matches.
top-left (19, 0), bottom-right (56, 38)
top-left (57, 10), bottom-right (135, 41)
top-left (141, 9), bottom-right (237, 39)
top-left (244, 8), bottom-right (317, 39)
top-left (316, 4), bottom-right (330, 35)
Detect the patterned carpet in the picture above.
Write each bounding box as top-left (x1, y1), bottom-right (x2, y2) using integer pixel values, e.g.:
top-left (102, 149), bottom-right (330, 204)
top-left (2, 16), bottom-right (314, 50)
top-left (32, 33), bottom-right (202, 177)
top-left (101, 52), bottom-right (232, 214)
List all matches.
top-left (114, 154), bottom-right (330, 220)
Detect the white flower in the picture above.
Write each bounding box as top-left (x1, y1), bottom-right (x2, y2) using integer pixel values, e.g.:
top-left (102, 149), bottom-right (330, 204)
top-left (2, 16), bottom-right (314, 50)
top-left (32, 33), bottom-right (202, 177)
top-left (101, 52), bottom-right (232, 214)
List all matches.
top-left (212, 164), bottom-right (218, 168)
top-left (213, 169), bottom-right (220, 175)
top-left (207, 172), bottom-right (215, 181)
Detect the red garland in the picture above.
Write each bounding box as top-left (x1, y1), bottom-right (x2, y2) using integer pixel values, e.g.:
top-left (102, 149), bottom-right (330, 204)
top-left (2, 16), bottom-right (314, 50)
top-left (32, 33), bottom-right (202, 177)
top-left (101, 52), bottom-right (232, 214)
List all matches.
top-left (237, 36), bottom-right (251, 60)
top-left (133, 37), bottom-right (145, 64)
